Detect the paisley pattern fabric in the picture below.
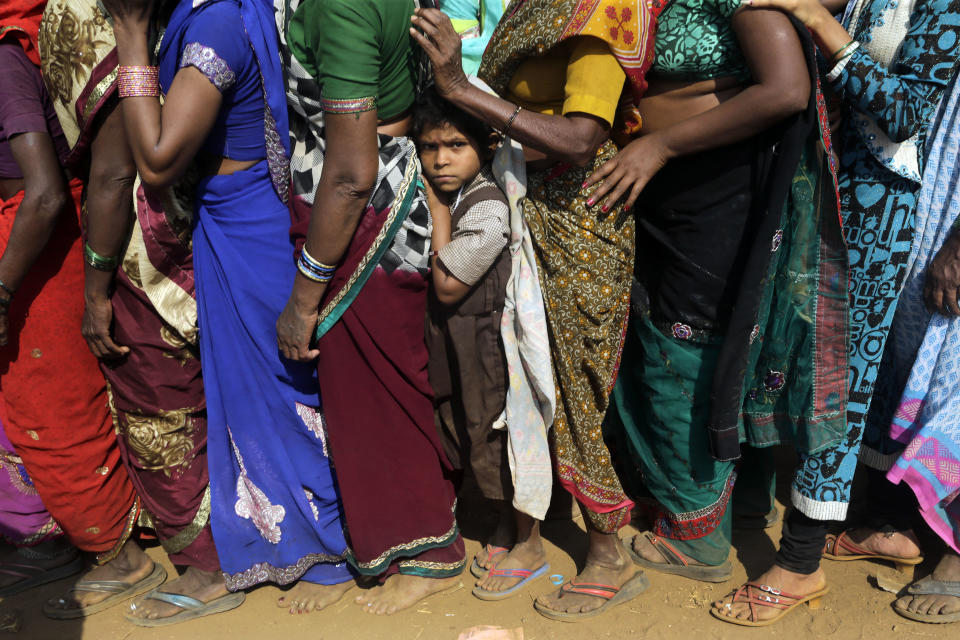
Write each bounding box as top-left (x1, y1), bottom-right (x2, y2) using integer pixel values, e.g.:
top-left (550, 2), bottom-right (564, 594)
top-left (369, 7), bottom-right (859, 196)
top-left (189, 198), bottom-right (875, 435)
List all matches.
top-left (523, 141), bottom-right (636, 532)
top-left (651, 0), bottom-right (750, 81)
top-left (790, 0), bottom-right (960, 521)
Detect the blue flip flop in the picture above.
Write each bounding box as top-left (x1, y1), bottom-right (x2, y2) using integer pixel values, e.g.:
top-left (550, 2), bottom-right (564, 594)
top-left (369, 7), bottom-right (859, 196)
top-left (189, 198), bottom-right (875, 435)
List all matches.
top-left (472, 563), bottom-right (550, 601)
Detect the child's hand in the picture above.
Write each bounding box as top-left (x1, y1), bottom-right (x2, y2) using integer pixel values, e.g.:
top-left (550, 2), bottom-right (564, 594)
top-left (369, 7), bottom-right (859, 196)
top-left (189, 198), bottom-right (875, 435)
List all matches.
top-left (424, 178), bottom-right (450, 220)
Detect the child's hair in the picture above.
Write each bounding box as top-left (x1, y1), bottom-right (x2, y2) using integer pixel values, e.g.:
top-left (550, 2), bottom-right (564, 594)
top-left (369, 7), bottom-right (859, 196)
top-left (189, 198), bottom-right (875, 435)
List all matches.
top-left (412, 89), bottom-right (495, 151)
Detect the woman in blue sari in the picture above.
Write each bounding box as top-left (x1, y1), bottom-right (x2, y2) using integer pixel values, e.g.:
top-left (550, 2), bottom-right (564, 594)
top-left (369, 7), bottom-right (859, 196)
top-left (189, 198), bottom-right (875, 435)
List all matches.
top-left (104, 0), bottom-right (353, 625)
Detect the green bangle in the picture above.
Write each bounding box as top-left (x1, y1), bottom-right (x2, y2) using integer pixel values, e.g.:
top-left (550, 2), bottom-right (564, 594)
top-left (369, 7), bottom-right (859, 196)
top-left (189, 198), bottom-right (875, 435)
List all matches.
top-left (830, 40), bottom-right (857, 62)
top-left (84, 243), bottom-right (120, 272)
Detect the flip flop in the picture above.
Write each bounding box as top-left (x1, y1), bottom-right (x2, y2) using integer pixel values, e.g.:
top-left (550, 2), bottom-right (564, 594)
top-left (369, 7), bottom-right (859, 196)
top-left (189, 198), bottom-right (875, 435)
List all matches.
top-left (823, 531), bottom-right (923, 571)
top-left (470, 545), bottom-right (509, 578)
top-left (533, 572), bottom-right (650, 622)
top-left (892, 576), bottom-right (960, 624)
top-left (472, 563), bottom-right (550, 601)
top-left (710, 582), bottom-right (829, 627)
top-left (124, 589), bottom-right (246, 627)
top-left (0, 551), bottom-right (84, 597)
top-left (623, 533), bottom-right (732, 583)
top-left (42, 562), bottom-right (167, 619)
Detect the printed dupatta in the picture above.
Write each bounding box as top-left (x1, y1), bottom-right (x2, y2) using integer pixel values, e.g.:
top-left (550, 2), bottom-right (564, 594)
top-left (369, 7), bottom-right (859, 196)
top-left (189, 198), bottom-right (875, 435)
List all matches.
top-left (709, 20), bottom-right (849, 461)
top-left (478, 0), bottom-right (663, 134)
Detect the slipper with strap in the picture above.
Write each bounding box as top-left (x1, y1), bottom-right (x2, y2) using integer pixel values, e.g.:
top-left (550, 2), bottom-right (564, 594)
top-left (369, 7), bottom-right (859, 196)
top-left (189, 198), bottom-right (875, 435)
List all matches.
top-left (710, 582), bottom-right (829, 627)
top-left (623, 532), bottom-right (732, 583)
top-left (823, 531), bottom-right (923, 571)
top-left (124, 589), bottom-right (246, 627)
top-left (470, 545), bottom-right (509, 578)
top-left (892, 576), bottom-right (960, 624)
top-left (472, 563), bottom-right (550, 601)
top-left (0, 551), bottom-right (84, 597)
top-left (533, 571), bottom-right (650, 622)
top-left (42, 562), bottom-right (167, 620)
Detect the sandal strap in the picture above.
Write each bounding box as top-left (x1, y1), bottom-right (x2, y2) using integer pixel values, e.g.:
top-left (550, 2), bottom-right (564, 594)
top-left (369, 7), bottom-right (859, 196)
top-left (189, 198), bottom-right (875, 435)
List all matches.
top-left (144, 590), bottom-right (205, 611)
top-left (70, 580), bottom-right (131, 594)
top-left (830, 531), bottom-right (872, 557)
top-left (907, 576), bottom-right (960, 598)
top-left (560, 580), bottom-right (619, 601)
top-left (643, 532), bottom-right (688, 567)
top-left (487, 566), bottom-right (533, 579)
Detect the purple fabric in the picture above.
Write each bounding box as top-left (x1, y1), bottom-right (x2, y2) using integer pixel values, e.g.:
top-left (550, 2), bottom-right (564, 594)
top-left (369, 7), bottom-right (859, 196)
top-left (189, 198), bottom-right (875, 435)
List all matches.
top-left (0, 43), bottom-right (69, 178)
top-left (0, 418), bottom-right (60, 546)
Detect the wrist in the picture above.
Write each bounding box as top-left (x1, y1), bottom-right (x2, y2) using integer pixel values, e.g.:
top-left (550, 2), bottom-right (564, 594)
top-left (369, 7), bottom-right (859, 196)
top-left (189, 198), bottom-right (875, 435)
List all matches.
top-left (291, 279), bottom-right (324, 314)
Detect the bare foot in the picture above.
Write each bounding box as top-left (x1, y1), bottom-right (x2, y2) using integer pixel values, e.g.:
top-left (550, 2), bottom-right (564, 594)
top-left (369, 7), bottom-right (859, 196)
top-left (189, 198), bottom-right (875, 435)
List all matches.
top-left (128, 566), bottom-right (227, 621)
top-left (712, 564), bottom-right (827, 624)
top-left (45, 541), bottom-right (153, 613)
top-left (535, 531), bottom-right (636, 616)
top-left (631, 531), bottom-right (709, 567)
top-left (354, 574), bottom-right (461, 615)
top-left (277, 579), bottom-right (354, 614)
top-left (825, 528), bottom-right (922, 559)
top-left (895, 551), bottom-right (960, 619)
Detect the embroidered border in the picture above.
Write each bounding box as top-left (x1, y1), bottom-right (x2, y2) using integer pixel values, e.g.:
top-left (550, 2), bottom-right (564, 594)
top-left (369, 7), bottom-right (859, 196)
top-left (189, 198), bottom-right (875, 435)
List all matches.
top-left (180, 42), bottom-right (236, 92)
top-left (314, 152), bottom-right (418, 340)
top-left (650, 470), bottom-right (736, 541)
top-left (398, 557), bottom-right (467, 578)
top-left (345, 504), bottom-right (460, 575)
top-left (223, 552), bottom-right (347, 591)
top-left (321, 96), bottom-right (377, 114)
top-left (143, 486), bottom-right (211, 555)
top-left (96, 497), bottom-right (140, 565)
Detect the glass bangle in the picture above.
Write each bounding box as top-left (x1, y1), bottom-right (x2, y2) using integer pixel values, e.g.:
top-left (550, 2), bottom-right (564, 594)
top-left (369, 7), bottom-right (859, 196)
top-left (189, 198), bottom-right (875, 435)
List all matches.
top-left (84, 243), bottom-right (120, 271)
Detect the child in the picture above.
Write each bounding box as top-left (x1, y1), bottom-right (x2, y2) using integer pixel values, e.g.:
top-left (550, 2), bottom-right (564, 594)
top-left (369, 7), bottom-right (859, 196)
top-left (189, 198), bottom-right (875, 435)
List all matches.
top-left (416, 93), bottom-right (542, 598)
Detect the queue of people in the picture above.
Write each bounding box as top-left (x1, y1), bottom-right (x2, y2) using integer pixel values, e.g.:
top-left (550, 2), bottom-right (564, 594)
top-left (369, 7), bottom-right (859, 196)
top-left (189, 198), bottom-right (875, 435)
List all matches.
top-left (0, 0), bottom-right (958, 629)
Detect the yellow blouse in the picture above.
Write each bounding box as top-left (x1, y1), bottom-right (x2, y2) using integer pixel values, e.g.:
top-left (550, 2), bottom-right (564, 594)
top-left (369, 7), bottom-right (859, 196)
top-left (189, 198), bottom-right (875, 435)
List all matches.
top-left (506, 37), bottom-right (626, 126)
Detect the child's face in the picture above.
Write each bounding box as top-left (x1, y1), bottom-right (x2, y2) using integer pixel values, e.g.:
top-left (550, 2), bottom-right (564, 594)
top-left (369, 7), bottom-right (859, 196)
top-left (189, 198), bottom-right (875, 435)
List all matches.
top-left (417, 122), bottom-right (485, 195)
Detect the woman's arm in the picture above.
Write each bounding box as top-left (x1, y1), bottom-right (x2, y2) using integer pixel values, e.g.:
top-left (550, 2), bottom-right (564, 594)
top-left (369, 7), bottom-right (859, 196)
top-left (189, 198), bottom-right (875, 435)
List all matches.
top-left (749, 0), bottom-right (960, 141)
top-left (275, 110), bottom-right (379, 362)
top-left (411, 8), bottom-right (609, 166)
top-left (105, 0), bottom-right (223, 189)
top-left (586, 8), bottom-right (810, 210)
top-left (0, 132), bottom-right (70, 345)
top-left (82, 102), bottom-right (136, 359)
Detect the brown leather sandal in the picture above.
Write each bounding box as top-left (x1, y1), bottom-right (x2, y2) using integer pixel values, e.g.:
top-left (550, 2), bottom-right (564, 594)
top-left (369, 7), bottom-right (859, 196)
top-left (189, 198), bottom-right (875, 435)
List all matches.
top-left (710, 582), bottom-right (830, 627)
top-left (823, 531), bottom-right (923, 572)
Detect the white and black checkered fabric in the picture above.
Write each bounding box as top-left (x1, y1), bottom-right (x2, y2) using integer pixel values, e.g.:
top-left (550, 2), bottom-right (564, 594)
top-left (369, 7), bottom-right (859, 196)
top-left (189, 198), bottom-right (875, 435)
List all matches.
top-left (273, 0), bottom-right (432, 277)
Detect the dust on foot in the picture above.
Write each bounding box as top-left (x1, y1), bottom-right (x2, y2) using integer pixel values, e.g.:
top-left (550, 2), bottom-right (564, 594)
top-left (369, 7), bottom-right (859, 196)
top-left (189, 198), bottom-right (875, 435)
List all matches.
top-left (277, 579), bottom-right (354, 614)
top-left (895, 551), bottom-right (960, 620)
top-left (354, 574), bottom-right (461, 615)
top-left (128, 566), bottom-right (228, 621)
top-left (711, 565), bottom-right (827, 624)
top-left (534, 542), bottom-right (635, 615)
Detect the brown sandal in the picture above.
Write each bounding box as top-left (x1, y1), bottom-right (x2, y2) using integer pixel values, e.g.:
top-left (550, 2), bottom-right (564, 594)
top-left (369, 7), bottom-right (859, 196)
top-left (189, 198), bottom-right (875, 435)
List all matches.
top-left (710, 582), bottom-right (829, 627)
top-left (823, 531), bottom-right (923, 572)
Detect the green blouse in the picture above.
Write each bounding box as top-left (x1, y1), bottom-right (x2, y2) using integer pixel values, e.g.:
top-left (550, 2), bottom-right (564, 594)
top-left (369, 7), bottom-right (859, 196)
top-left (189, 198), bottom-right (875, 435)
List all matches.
top-left (287, 0), bottom-right (417, 119)
top-left (651, 0), bottom-right (750, 82)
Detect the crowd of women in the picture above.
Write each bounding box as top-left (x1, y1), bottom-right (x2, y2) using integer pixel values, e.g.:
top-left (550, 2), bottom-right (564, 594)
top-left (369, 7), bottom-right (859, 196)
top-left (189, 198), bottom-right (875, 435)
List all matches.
top-left (0, 0), bottom-right (958, 630)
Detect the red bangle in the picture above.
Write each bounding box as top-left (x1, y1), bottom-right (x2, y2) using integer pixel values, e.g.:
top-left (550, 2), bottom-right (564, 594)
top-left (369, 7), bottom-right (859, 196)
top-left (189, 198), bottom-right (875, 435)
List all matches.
top-left (117, 65), bottom-right (160, 98)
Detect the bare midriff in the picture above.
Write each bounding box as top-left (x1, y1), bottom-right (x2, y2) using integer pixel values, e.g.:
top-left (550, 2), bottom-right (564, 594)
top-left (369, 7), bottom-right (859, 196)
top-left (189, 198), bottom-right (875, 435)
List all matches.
top-left (636, 74), bottom-right (745, 134)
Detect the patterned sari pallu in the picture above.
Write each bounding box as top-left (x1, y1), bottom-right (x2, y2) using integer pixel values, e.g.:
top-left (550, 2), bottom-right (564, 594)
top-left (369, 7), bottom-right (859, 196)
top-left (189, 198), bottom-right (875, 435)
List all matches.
top-left (478, 0), bottom-right (662, 533)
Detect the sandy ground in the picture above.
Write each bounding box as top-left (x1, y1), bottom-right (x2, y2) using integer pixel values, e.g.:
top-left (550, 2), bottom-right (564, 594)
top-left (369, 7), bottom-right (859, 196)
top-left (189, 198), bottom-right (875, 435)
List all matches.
top-left (3, 453), bottom-right (948, 640)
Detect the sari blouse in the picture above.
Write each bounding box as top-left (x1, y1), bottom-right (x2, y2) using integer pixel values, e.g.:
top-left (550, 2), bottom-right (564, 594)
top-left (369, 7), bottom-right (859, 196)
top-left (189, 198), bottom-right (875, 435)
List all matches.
top-left (288, 0), bottom-right (417, 119)
top-left (651, 0), bottom-right (750, 82)
top-left (167, 0), bottom-right (266, 161)
top-left (506, 37), bottom-right (626, 126)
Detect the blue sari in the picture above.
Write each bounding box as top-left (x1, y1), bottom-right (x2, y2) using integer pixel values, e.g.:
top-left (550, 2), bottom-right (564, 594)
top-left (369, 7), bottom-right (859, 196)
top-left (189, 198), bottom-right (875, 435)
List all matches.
top-left (158, 0), bottom-right (350, 590)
